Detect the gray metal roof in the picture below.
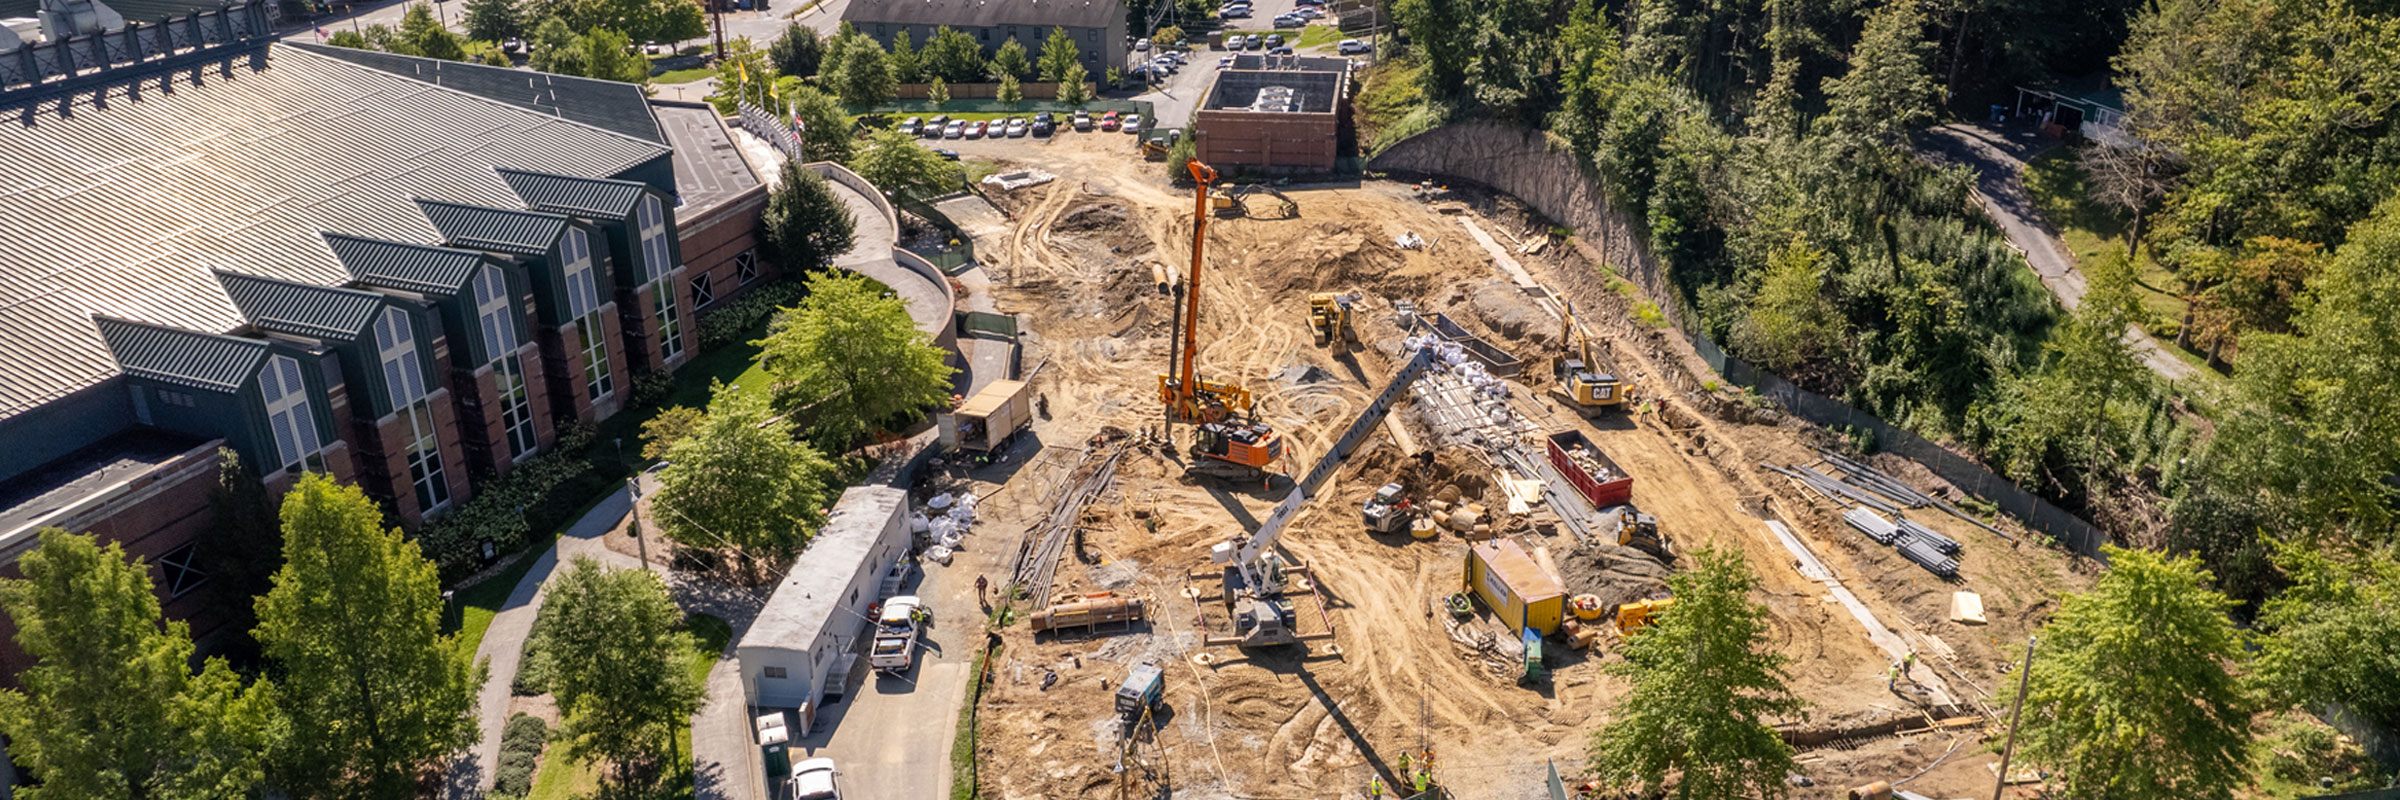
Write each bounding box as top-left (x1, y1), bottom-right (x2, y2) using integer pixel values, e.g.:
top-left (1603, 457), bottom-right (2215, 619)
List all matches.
top-left (215, 270), bottom-right (385, 341)
top-left (0, 43), bottom-right (669, 420)
top-left (740, 486), bottom-right (908, 650)
top-left (288, 42), bottom-right (667, 144)
top-left (91, 316), bottom-right (270, 392)
top-left (652, 100), bottom-right (760, 215)
top-left (0, 0), bottom-right (241, 27)
top-left (843, 0), bottom-right (1123, 31)
top-left (498, 168), bottom-right (648, 219)
top-left (416, 199), bottom-right (572, 256)
top-left (324, 233), bottom-right (489, 295)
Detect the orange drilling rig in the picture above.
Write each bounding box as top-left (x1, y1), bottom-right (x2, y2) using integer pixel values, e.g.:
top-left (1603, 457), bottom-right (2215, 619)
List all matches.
top-left (1160, 160), bottom-right (1286, 479)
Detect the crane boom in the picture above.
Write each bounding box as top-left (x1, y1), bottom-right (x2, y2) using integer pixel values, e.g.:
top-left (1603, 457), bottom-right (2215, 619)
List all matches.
top-left (1212, 344), bottom-right (1441, 592)
top-left (1180, 159), bottom-right (1214, 393)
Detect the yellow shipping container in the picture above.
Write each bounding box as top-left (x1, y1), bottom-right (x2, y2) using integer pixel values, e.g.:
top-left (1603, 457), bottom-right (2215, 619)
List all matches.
top-left (1464, 539), bottom-right (1566, 635)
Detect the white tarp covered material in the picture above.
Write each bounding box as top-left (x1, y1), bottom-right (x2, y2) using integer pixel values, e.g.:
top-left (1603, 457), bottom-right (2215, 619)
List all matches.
top-left (924, 545), bottom-right (954, 564)
top-left (982, 169), bottom-right (1058, 191)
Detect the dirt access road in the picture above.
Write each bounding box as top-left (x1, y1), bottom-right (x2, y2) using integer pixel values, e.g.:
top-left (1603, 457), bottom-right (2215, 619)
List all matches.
top-left (941, 133), bottom-right (2089, 799)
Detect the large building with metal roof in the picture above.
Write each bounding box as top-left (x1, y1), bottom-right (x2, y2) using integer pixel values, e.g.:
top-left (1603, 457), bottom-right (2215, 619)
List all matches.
top-left (0, 0), bottom-right (773, 679)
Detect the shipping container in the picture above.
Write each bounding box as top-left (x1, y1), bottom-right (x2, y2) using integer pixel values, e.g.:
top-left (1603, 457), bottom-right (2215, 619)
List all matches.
top-left (938, 379), bottom-right (1034, 452)
top-left (1547, 430), bottom-right (1632, 509)
top-left (1464, 539), bottom-right (1565, 635)
top-left (1428, 312), bottom-right (1524, 376)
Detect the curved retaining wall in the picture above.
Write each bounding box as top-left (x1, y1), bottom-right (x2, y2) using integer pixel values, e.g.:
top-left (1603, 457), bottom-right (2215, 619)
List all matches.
top-left (803, 161), bottom-right (957, 356)
top-left (809, 161), bottom-right (898, 232)
top-left (1366, 120), bottom-right (1675, 320)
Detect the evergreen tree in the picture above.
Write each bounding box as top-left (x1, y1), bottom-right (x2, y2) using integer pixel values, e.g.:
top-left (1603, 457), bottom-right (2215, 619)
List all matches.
top-left (757, 270), bottom-right (958, 450)
top-left (1039, 26), bottom-right (1081, 83)
top-left (1817, 0), bottom-right (1937, 149)
top-left (2002, 547), bottom-right (2256, 800)
top-left (534, 559), bottom-right (705, 777)
top-left (761, 160), bottom-right (857, 270)
top-left (989, 37), bottom-right (1030, 81)
top-left (1587, 548), bottom-right (1805, 800)
top-left (888, 29), bottom-right (923, 83)
top-left (767, 22), bottom-right (824, 77)
top-left (0, 529), bottom-right (275, 799)
top-left (996, 73), bottom-right (1023, 106)
top-left (928, 76), bottom-right (951, 107)
top-left (1055, 62), bottom-right (1088, 105)
top-left (254, 475), bottom-right (485, 799)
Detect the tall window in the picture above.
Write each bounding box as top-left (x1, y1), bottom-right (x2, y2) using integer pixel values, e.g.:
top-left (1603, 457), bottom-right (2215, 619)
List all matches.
top-left (377, 308), bottom-right (450, 512)
top-left (562, 228), bottom-right (614, 402)
top-left (638, 195), bottom-right (673, 282)
top-left (474, 265), bottom-right (537, 460)
top-left (638, 196), bottom-right (684, 360)
top-left (259, 355), bottom-right (324, 474)
top-left (654, 281), bottom-right (685, 361)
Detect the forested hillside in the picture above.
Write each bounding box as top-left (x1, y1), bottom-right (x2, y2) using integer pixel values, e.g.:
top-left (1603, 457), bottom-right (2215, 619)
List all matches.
top-left (1371, 0), bottom-right (2400, 738)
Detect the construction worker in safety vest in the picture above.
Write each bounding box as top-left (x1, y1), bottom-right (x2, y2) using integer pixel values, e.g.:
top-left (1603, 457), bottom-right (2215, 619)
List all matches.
top-left (1414, 768), bottom-right (1431, 794)
top-left (1368, 774), bottom-right (1385, 798)
top-left (1397, 752), bottom-right (1412, 774)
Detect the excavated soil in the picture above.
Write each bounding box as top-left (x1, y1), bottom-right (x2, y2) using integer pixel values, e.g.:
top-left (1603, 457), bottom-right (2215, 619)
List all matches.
top-left (953, 134), bottom-right (2091, 800)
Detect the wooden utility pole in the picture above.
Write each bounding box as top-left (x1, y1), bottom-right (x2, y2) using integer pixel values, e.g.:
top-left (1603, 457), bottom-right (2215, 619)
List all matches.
top-left (709, 0), bottom-right (726, 62)
top-left (1991, 635), bottom-right (2038, 800)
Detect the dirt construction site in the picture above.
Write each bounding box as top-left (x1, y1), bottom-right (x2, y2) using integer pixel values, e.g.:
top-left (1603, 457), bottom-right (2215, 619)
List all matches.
top-left (930, 133), bottom-right (2094, 800)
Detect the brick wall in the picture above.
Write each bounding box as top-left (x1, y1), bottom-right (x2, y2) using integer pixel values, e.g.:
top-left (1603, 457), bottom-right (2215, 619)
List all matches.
top-left (1195, 110), bottom-right (1341, 172)
top-left (679, 186), bottom-right (769, 311)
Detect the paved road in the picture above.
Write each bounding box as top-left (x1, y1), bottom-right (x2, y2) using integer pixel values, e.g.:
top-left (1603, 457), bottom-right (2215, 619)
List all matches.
top-left (1917, 122), bottom-right (2201, 383)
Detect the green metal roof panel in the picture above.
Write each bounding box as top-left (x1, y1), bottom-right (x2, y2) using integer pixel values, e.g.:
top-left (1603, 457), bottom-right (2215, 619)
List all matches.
top-left (497, 168), bottom-right (650, 219)
top-left (288, 42), bottom-right (668, 144)
top-left (0, 43), bottom-right (669, 420)
top-left (215, 271), bottom-right (385, 341)
top-left (416, 199), bottom-right (571, 256)
top-left (92, 317), bottom-right (270, 393)
top-left (325, 233), bottom-right (487, 295)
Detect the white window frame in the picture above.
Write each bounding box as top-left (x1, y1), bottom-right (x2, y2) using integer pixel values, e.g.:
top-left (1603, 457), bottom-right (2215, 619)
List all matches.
top-left (475, 265), bottom-right (538, 460)
top-left (158, 542), bottom-right (207, 598)
top-left (259, 355), bottom-right (325, 474)
top-left (563, 228), bottom-right (615, 403)
top-left (736, 249), bottom-right (759, 285)
top-left (376, 308), bottom-right (451, 513)
top-left (638, 195), bottom-right (672, 284)
top-left (654, 281), bottom-right (685, 361)
top-left (691, 273), bottom-right (715, 308)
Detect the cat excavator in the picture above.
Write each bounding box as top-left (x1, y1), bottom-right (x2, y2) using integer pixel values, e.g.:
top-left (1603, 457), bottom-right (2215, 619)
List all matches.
top-left (1551, 301), bottom-right (1631, 414)
top-left (1308, 291), bottom-right (1359, 347)
top-left (1163, 160), bottom-right (1287, 479)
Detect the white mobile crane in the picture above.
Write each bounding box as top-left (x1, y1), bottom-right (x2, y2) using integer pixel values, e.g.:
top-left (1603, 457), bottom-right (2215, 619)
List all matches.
top-left (1203, 344), bottom-right (1443, 647)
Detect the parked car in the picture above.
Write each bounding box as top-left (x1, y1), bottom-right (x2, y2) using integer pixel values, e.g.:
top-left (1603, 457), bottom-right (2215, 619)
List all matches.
top-left (1267, 45), bottom-right (1295, 55)
top-left (1151, 56), bottom-right (1178, 74)
top-left (933, 148), bottom-right (960, 160)
top-left (1218, 4), bottom-right (1249, 17)
top-left (1031, 116), bottom-right (1055, 136)
top-left (502, 37), bottom-right (526, 53)
top-left (1272, 14), bottom-right (1305, 27)
top-left (643, 40), bottom-right (667, 55)
top-left (1073, 110), bottom-right (1094, 131)
top-left (1295, 6), bottom-right (1322, 18)
top-left (1005, 117), bottom-right (1029, 137)
top-left (1338, 38), bottom-right (1371, 55)
top-left (897, 116), bottom-right (922, 136)
top-left (1249, 34), bottom-right (1267, 49)
top-left (1166, 50), bottom-right (1188, 63)
top-left (1121, 113), bottom-right (1144, 132)
top-left (964, 120), bottom-right (987, 138)
top-left (927, 114), bottom-right (952, 137)
top-left (1135, 37), bottom-right (1151, 51)
top-left (1101, 111), bottom-right (1122, 131)
top-left (1218, 55), bottom-right (1236, 68)
top-left (1265, 34), bottom-right (1285, 48)
top-left (942, 120), bottom-right (965, 138)
top-left (791, 758), bottom-right (840, 800)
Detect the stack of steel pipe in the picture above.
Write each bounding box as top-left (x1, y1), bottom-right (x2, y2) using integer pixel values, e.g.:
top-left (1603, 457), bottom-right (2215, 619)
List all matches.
top-left (1843, 507), bottom-right (1904, 545)
top-left (1895, 518), bottom-right (1961, 556)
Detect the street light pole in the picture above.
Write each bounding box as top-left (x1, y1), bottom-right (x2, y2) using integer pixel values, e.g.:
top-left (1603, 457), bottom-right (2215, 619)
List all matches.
top-left (1991, 635), bottom-right (2039, 800)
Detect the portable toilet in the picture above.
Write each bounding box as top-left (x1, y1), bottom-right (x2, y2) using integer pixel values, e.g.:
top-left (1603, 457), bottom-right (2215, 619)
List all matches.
top-left (1464, 539), bottom-right (1566, 635)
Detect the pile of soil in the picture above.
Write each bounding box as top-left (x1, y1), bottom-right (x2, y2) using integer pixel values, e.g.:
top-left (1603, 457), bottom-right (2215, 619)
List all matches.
top-left (1267, 223), bottom-right (1414, 295)
top-left (1469, 280), bottom-right (1557, 346)
top-left (1554, 541), bottom-right (1674, 611)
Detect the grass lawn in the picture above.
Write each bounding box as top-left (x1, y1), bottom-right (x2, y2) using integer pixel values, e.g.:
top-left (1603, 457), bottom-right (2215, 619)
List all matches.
top-left (653, 67), bottom-right (712, 85)
top-left (2020, 148), bottom-right (2220, 376)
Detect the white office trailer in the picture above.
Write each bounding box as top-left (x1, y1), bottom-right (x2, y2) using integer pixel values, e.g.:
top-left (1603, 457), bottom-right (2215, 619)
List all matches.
top-left (736, 485), bottom-right (910, 735)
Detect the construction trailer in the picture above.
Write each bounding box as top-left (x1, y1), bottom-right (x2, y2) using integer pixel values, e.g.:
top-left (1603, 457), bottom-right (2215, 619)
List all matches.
top-left (1547, 431), bottom-right (1633, 509)
top-left (735, 486), bottom-right (910, 736)
top-left (1464, 539), bottom-right (1566, 636)
top-left (938, 379), bottom-right (1034, 453)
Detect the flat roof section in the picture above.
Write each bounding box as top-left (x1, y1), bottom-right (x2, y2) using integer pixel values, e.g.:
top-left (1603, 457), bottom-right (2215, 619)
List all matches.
top-left (1203, 70), bottom-right (1344, 114)
top-left (652, 101), bottom-right (761, 217)
top-left (0, 427), bottom-right (209, 541)
top-left (742, 486), bottom-right (909, 651)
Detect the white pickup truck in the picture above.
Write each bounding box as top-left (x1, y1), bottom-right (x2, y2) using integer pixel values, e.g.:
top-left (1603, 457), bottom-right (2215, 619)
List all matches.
top-left (869, 596), bottom-right (922, 673)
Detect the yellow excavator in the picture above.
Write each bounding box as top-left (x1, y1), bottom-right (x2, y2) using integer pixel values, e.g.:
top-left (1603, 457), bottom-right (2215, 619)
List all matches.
top-left (1162, 160), bottom-right (1286, 479)
top-left (1209, 184), bottom-right (1298, 219)
top-left (1551, 301), bottom-right (1630, 414)
top-left (1611, 597), bottom-right (1675, 634)
top-left (1612, 507), bottom-right (1676, 562)
top-left (1308, 291), bottom-right (1359, 347)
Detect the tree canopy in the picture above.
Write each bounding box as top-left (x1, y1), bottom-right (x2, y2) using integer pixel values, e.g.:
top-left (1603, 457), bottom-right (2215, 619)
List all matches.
top-left (1587, 548), bottom-right (1805, 800)
top-left (757, 270), bottom-right (957, 449)
top-left (849, 128), bottom-right (960, 198)
top-left (0, 529), bottom-right (274, 799)
top-left (923, 26), bottom-right (986, 84)
top-left (2002, 546), bottom-right (2256, 800)
top-left (533, 558), bottom-right (705, 778)
top-left (254, 474), bottom-right (484, 799)
top-left (1039, 26), bottom-right (1081, 83)
top-left (760, 159), bottom-right (857, 271)
top-left (767, 22), bottom-right (824, 77)
top-left (528, 18), bottom-right (650, 85)
top-left (651, 385), bottom-right (838, 572)
top-left (462, 0), bottom-right (526, 45)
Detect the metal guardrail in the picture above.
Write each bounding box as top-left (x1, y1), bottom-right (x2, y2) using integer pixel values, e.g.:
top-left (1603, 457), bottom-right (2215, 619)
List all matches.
top-left (1, 0), bottom-right (275, 113)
